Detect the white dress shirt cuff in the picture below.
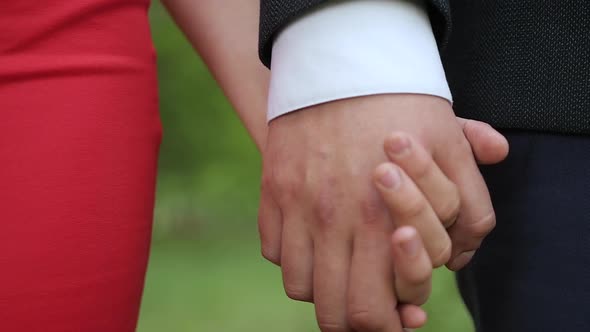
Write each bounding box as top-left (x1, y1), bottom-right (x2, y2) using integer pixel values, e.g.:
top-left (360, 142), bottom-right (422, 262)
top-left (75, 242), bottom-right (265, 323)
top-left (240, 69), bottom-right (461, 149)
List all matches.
top-left (267, 0), bottom-right (452, 122)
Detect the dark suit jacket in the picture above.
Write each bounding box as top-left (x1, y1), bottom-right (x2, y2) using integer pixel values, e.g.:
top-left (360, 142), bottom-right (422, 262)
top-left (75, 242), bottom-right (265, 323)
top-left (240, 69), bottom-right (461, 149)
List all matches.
top-left (259, 1), bottom-right (590, 135)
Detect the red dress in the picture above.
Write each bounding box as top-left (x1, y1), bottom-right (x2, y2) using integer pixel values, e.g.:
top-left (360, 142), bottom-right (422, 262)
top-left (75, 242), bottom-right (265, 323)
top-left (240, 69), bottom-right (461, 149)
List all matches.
top-left (0, 1), bottom-right (161, 330)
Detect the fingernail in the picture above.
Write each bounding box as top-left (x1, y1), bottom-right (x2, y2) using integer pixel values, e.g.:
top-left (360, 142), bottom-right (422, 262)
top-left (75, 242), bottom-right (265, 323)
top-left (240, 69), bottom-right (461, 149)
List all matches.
top-left (387, 134), bottom-right (411, 155)
top-left (448, 250), bottom-right (476, 270)
top-left (399, 228), bottom-right (420, 257)
top-left (378, 165), bottom-right (401, 189)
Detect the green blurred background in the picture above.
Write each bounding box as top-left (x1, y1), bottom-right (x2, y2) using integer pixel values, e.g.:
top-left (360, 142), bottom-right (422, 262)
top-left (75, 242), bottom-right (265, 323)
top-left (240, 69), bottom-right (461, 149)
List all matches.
top-left (137, 3), bottom-right (474, 331)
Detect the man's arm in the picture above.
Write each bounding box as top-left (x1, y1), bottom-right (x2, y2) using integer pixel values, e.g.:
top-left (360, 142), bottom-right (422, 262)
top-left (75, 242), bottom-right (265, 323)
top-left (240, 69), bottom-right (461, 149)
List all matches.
top-left (258, 1), bottom-right (501, 331)
top-left (267, 0), bottom-right (451, 121)
top-left (259, 0), bottom-right (451, 68)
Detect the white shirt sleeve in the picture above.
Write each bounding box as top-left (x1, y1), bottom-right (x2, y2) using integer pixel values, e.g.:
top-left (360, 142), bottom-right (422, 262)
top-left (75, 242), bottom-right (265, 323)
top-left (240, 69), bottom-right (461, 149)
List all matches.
top-left (267, 0), bottom-right (452, 122)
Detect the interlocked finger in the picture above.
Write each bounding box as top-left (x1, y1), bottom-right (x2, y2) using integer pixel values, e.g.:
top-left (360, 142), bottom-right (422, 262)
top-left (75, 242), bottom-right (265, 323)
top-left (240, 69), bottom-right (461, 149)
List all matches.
top-left (391, 226), bottom-right (432, 306)
top-left (374, 163), bottom-right (451, 267)
top-left (383, 132), bottom-right (461, 229)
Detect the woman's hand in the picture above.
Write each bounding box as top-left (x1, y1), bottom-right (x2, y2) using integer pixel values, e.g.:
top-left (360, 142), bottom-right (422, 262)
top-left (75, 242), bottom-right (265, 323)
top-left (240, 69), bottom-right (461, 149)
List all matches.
top-left (391, 226), bottom-right (434, 330)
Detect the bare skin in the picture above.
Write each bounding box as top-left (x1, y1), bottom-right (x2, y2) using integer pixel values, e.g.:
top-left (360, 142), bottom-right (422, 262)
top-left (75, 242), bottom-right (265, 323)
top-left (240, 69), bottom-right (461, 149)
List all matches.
top-left (162, 1), bottom-right (509, 330)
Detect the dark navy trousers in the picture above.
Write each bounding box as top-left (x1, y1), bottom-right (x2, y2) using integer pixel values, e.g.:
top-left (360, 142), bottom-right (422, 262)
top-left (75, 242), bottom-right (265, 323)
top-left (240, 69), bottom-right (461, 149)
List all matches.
top-left (457, 130), bottom-right (590, 331)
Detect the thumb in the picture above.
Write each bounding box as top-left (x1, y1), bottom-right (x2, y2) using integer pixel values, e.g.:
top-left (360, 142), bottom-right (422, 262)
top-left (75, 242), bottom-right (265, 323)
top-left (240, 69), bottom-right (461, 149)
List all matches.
top-left (456, 117), bottom-right (509, 165)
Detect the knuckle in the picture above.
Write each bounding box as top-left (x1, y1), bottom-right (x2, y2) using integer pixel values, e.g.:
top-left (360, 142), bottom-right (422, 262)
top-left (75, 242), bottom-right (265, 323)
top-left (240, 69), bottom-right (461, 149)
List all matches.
top-left (398, 196), bottom-right (429, 220)
top-left (399, 287), bottom-right (431, 306)
top-left (467, 211), bottom-right (497, 239)
top-left (410, 154), bottom-right (435, 180)
top-left (453, 134), bottom-right (473, 153)
top-left (359, 196), bottom-right (386, 226)
top-left (317, 315), bottom-right (348, 332)
top-left (405, 270), bottom-right (432, 288)
top-left (283, 283), bottom-right (312, 302)
top-left (348, 309), bottom-right (383, 331)
top-left (260, 245), bottom-right (280, 266)
top-left (447, 135), bottom-right (474, 162)
top-left (438, 193), bottom-right (461, 228)
top-left (260, 173), bottom-right (274, 192)
top-left (313, 195), bottom-right (337, 228)
top-left (431, 239), bottom-right (452, 267)
top-left (270, 169), bottom-right (300, 203)
top-left (446, 250), bottom-right (477, 271)
top-left (411, 292), bottom-right (431, 307)
top-left (257, 214), bottom-right (280, 265)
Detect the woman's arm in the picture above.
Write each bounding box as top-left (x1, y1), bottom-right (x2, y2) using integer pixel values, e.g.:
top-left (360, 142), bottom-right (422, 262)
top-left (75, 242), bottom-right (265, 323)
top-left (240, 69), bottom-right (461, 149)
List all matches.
top-left (161, 0), bottom-right (269, 151)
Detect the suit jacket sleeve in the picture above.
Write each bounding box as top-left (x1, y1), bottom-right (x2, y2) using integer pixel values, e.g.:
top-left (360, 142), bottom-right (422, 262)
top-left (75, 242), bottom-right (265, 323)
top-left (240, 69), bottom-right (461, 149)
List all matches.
top-left (258, 0), bottom-right (452, 68)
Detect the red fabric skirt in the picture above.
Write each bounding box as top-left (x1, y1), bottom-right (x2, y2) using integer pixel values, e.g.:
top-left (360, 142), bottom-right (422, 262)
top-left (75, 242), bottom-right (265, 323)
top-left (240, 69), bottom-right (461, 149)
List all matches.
top-left (0, 1), bottom-right (161, 330)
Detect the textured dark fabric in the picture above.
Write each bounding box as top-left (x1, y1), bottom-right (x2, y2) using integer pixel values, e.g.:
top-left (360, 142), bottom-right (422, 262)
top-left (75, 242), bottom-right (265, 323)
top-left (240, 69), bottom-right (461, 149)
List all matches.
top-left (259, 0), bottom-right (590, 135)
top-left (458, 130), bottom-right (590, 331)
top-left (259, 0), bottom-right (326, 67)
top-left (258, 0), bottom-right (451, 68)
top-left (444, 1), bottom-right (590, 135)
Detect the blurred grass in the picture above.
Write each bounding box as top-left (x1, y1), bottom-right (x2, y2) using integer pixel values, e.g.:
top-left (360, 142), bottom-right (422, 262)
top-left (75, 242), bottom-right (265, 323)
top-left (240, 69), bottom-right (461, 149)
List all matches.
top-left (138, 237), bottom-right (473, 332)
top-left (138, 3), bottom-right (474, 331)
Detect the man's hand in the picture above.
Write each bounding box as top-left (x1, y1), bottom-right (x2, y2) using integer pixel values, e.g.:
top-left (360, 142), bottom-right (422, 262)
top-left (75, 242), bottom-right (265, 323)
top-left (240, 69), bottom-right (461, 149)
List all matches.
top-left (258, 94), bottom-right (508, 331)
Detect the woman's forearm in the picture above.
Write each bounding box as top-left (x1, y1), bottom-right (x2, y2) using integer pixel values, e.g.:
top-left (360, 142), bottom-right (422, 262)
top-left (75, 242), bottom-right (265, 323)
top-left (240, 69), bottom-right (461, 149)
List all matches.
top-left (162, 0), bottom-right (269, 151)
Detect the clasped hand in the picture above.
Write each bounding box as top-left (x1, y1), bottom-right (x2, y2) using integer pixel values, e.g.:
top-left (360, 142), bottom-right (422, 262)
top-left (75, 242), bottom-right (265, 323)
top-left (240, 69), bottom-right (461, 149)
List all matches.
top-left (258, 95), bottom-right (508, 331)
